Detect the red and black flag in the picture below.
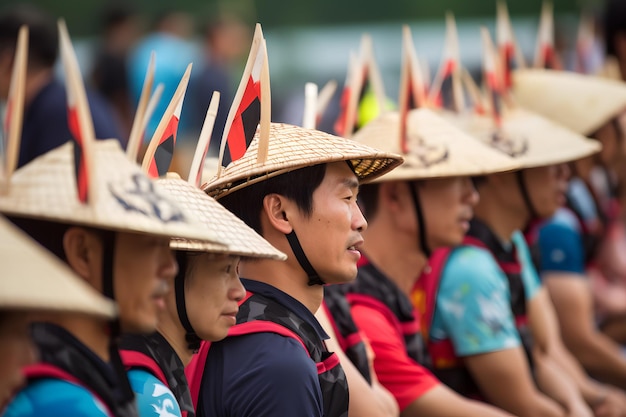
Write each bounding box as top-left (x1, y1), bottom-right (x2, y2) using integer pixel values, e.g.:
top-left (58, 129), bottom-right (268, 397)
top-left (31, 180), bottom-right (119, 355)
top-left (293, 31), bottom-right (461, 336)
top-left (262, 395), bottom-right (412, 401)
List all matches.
top-left (334, 35), bottom-right (386, 138)
top-left (2, 25), bottom-right (27, 185)
top-left (429, 13), bottom-right (464, 112)
top-left (59, 20), bottom-right (95, 204)
top-left (533, 2), bottom-right (561, 70)
top-left (496, 1), bottom-right (526, 90)
top-left (217, 24), bottom-right (268, 171)
top-left (142, 63), bottom-right (191, 178)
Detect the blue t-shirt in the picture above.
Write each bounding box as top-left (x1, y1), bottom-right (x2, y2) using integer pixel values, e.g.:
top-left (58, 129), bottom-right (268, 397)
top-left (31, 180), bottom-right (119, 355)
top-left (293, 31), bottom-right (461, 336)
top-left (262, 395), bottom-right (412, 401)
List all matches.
top-left (4, 379), bottom-right (110, 417)
top-left (199, 279), bottom-right (328, 417)
top-left (127, 369), bottom-right (182, 417)
top-left (431, 231), bottom-right (541, 356)
top-left (537, 208), bottom-right (586, 275)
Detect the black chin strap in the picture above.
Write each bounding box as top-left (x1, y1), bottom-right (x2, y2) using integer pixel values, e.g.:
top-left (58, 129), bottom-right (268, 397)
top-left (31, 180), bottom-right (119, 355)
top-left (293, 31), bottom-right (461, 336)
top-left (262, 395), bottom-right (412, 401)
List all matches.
top-left (408, 182), bottom-right (431, 258)
top-left (100, 232), bottom-right (135, 404)
top-left (515, 170), bottom-right (540, 220)
top-left (174, 251), bottom-right (201, 353)
top-left (286, 230), bottom-right (324, 286)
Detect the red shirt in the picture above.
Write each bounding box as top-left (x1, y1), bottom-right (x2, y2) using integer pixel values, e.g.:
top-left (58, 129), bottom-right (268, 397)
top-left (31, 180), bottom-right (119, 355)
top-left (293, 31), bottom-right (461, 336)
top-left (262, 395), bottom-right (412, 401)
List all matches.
top-left (351, 302), bottom-right (439, 411)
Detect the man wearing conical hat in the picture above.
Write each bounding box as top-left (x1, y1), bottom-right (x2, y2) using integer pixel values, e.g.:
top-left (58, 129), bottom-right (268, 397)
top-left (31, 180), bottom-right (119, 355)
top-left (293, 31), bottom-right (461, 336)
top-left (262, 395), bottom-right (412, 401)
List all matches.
top-left (513, 67), bottom-right (626, 389)
top-left (319, 25), bottom-right (517, 417)
top-left (0, 215), bottom-right (117, 413)
top-left (117, 89), bottom-right (286, 417)
top-left (2, 23), bottom-right (224, 417)
top-left (188, 25), bottom-right (402, 417)
top-left (422, 26), bottom-right (621, 417)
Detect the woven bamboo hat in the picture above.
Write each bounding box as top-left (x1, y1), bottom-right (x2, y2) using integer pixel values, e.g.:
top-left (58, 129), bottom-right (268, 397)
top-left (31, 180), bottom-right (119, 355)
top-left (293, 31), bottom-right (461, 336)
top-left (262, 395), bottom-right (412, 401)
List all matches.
top-left (0, 215), bottom-right (116, 319)
top-left (157, 174), bottom-right (286, 260)
top-left (445, 28), bottom-right (600, 169)
top-left (0, 21), bottom-right (222, 246)
top-left (443, 107), bottom-right (600, 169)
top-left (513, 69), bottom-right (626, 135)
top-left (202, 24), bottom-right (402, 199)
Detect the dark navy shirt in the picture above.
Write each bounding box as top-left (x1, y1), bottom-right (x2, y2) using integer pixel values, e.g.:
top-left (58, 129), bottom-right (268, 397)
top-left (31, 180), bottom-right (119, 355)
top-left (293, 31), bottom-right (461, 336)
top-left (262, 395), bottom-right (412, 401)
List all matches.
top-left (19, 79), bottom-right (122, 168)
top-left (199, 278), bottom-right (329, 417)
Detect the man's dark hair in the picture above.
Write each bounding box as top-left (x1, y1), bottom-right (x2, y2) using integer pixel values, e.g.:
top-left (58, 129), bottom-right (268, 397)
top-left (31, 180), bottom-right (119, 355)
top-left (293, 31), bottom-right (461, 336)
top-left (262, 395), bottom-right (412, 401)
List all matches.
top-left (219, 164), bottom-right (327, 235)
top-left (604, 0), bottom-right (626, 56)
top-left (0, 5), bottom-right (58, 70)
top-left (7, 216), bottom-right (70, 261)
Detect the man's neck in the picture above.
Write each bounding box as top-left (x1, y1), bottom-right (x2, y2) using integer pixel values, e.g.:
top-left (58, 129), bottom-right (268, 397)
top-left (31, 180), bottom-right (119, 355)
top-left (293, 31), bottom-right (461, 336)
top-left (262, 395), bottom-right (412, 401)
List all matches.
top-left (238, 258), bottom-right (324, 314)
top-left (361, 219), bottom-right (427, 297)
top-left (158, 314), bottom-right (192, 366)
top-left (474, 190), bottom-right (527, 243)
top-left (48, 315), bottom-right (111, 361)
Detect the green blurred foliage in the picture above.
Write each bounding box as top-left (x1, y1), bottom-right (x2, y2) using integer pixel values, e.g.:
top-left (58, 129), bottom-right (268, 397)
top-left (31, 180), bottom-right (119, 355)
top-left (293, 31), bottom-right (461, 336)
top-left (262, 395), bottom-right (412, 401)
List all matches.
top-left (1, 0), bottom-right (604, 36)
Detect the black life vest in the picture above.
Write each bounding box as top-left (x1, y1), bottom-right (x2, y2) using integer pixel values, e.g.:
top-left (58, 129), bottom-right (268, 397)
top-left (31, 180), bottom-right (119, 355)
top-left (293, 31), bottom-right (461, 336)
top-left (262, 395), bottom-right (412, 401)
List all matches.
top-left (120, 332), bottom-right (195, 417)
top-left (23, 322), bottom-right (138, 417)
top-left (323, 285), bottom-right (372, 384)
top-left (187, 291), bottom-right (349, 417)
top-left (415, 220), bottom-right (534, 400)
top-left (344, 260), bottom-right (427, 367)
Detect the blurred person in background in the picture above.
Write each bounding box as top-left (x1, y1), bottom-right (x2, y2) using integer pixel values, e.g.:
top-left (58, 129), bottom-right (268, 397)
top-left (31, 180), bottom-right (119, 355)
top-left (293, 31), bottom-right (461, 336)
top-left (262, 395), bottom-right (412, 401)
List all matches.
top-left (0, 4), bottom-right (122, 168)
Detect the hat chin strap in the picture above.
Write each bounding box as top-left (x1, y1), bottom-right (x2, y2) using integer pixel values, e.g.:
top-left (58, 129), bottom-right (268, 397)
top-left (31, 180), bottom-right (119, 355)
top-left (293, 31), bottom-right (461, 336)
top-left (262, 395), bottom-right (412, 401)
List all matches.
top-left (408, 182), bottom-right (431, 258)
top-left (100, 232), bottom-right (135, 404)
top-left (174, 251), bottom-right (202, 353)
top-left (285, 230), bottom-right (325, 286)
top-left (515, 170), bottom-right (540, 221)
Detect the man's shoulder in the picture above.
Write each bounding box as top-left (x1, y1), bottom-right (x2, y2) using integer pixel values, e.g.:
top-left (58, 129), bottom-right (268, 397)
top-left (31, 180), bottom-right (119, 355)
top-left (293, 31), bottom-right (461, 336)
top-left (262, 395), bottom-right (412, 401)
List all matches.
top-left (4, 378), bottom-right (110, 417)
top-left (127, 369), bottom-right (182, 417)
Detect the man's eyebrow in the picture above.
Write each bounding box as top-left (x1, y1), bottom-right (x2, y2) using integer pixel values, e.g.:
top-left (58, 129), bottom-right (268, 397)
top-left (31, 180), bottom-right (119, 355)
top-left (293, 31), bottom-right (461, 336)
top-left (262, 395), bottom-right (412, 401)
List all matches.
top-left (342, 177), bottom-right (360, 191)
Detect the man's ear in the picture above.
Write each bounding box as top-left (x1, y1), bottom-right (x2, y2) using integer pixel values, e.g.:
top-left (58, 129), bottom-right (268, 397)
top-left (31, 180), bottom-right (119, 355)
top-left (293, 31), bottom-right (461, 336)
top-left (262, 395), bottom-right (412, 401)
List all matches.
top-left (262, 193), bottom-right (293, 235)
top-left (379, 181), bottom-right (404, 214)
top-left (63, 227), bottom-right (101, 283)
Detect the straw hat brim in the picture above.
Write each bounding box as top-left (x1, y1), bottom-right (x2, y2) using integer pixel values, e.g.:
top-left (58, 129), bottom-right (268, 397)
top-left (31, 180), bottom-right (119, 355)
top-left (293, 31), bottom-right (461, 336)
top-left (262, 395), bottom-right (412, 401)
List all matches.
top-left (442, 108), bottom-right (601, 169)
top-left (513, 69), bottom-right (626, 135)
top-left (204, 123), bottom-right (403, 198)
top-left (351, 108), bottom-right (519, 182)
top-left (0, 140), bottom-right (226, 246)
top-left (157, 174), bottom-right (287, 260)
top-left (0, 216), bottom-right (116, 318)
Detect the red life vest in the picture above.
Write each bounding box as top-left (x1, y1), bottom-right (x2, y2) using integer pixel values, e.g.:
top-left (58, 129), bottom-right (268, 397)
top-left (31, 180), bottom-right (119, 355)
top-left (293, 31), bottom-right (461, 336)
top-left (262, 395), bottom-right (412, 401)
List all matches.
top-left (415, 223), bottom-right (533, 400)
top-left (186, 290), bottom-right (349, 417)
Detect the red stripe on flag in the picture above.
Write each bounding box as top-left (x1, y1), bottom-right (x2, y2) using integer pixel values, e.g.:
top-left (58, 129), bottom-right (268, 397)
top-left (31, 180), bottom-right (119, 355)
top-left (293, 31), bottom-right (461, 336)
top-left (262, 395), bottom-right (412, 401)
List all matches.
top-left (333, 87), bottom-right (350, 136)
top-left (501, 44), bottom-right (515, 89)
top-left (147, 115), bottom-right (179, 178)
top-left (227, 76), bottom-right (261, 162)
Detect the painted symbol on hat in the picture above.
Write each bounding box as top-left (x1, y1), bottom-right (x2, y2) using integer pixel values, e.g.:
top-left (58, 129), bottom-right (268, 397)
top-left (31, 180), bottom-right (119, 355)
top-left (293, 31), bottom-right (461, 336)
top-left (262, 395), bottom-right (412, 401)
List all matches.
top-left (403, 133), bottom-right (449, 168)
top-left (109, 174), bottom-right (186, 223)
top-left (488, 129), bottom-right (528, 158)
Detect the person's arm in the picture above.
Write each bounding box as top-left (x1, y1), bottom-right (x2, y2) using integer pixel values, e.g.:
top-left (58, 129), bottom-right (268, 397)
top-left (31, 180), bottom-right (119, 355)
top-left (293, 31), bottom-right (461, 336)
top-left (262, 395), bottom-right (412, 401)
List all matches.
top-left (402, 383), bottom-right (514, 417)
top-left (545, 274), bottom-right (626, 389)
top-left (315, 307), bottom-right (399, 417)
top-left (438, 246), bottom-right (564, 417)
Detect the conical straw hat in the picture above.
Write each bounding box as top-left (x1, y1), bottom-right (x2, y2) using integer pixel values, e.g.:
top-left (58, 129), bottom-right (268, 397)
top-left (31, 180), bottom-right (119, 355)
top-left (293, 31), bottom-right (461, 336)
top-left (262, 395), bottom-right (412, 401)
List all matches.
top-left (513, 69), bottom-right (626, 135)
top-left (205, 123), bottom-right (404, 198)
top-left (157, 174), bottom-right (286, 260)
top-left (0, 139), bottom-right (223, 243)
top-left (442, 107), bottom-right (601, 169)
top-left (352, 108), bottom-right (519, 182)
top-left (0, 215), bottom-right (116, 318)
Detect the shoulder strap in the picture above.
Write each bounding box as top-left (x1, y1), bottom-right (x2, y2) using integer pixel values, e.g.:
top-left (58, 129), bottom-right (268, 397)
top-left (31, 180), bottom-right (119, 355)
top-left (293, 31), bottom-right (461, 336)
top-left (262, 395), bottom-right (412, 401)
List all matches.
top-left (415, 247), bottom-right (452, 340)
top-left (120, 350), bottom-right (169, 387)
top-left (186, 341), bottom-right (211, 411)
top-left (24, 363), bottom-right (114, 417)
